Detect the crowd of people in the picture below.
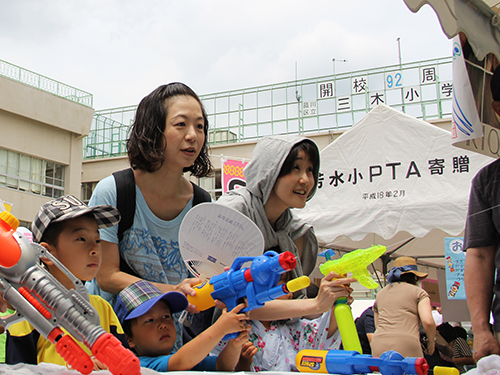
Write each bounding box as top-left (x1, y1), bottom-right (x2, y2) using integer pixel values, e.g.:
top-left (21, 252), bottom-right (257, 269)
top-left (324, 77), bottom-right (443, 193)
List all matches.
top-left (355, 296), bottom-right (475, 374)
top-left (0, 83), bottom-right (353, 372)
top-left (0, 81), bottom-right (496, 373)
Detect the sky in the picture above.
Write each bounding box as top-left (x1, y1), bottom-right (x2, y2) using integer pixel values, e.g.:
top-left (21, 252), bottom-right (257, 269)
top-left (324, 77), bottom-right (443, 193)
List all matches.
top-left (0, 1), bottom-right (453, 110)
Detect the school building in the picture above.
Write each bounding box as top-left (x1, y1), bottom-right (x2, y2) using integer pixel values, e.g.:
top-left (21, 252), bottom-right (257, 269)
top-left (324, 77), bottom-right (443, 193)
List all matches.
top-left (0, 57), bottom-right (453, 229)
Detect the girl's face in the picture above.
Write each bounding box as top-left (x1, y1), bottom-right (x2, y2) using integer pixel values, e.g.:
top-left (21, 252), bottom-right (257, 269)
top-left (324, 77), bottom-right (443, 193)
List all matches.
top-left (162, 95), bottom-right (205, 170)
top-left (270, 149), bottom-right (315, 211)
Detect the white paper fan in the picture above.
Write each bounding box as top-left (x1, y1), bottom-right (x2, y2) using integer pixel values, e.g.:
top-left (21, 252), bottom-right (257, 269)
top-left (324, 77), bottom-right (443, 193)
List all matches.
top-left (179, 202), bottom-right (264, 280)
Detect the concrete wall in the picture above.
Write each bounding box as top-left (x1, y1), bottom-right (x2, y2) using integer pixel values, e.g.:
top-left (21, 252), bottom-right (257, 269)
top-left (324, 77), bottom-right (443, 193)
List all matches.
top-left (0, 75), bottom-right (94, 223)
top-left (0, 75), bottom-right (93, 135)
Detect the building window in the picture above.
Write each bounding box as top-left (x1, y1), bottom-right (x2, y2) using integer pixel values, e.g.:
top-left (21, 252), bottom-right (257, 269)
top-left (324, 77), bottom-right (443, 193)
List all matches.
top-left (198, 169), bottom-right (222, 200)
top-left (0, 148), bottom-right (65, 198)
top-left (81, 182), bottom-right (98, 204)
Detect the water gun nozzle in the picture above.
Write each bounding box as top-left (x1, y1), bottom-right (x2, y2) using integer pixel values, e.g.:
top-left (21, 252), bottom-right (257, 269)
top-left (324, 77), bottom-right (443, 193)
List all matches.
top-left (279, 251), bottom-right (297, 271)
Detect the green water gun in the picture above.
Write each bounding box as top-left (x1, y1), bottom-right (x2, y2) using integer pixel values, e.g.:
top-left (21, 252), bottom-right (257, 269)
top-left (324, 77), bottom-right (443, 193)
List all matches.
top-left (319, 245), bottom-right (386, 289)
top-left (319, 245), bottom-right (386, 353)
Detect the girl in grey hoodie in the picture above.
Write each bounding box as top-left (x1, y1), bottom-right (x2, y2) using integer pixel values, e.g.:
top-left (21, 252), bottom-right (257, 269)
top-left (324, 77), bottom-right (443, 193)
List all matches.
top-left (217, 135), bottom-right (320, 282)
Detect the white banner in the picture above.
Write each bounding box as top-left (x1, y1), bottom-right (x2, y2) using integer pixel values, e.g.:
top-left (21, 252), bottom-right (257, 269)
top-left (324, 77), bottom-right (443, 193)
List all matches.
top-left (451, 36), bottom-right (482, 144)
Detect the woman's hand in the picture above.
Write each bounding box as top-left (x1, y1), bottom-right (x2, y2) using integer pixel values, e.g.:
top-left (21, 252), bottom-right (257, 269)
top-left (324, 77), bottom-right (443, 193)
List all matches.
top-left (425, 340), bottom-right (435, 356)
top-left (173, 278), bottom-right (202, 313)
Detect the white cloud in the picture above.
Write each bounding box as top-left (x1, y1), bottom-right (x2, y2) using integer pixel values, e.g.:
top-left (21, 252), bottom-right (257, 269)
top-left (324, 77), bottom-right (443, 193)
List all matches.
top-left (0, 0), bottom-right (453, 109)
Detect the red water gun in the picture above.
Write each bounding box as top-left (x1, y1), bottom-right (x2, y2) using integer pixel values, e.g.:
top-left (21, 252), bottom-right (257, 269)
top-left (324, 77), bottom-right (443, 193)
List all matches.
top-left (0, 211), bottom-right (140, 375)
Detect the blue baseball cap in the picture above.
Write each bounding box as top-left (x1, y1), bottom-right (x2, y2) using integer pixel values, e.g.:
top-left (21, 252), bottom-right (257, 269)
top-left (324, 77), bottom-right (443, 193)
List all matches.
top-left (115, 280), bottom-right (188, 325)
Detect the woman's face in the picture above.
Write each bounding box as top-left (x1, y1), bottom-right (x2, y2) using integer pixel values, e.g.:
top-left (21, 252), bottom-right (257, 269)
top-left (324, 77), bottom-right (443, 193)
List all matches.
top-left (162, 95), bottom-right (205, 170)
top-left (270, 149), bottom-right (315, 210)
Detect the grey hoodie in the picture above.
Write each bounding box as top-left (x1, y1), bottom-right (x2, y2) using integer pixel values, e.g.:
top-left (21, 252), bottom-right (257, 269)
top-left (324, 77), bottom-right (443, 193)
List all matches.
top-left (217, 135), bottom-right (319, 279)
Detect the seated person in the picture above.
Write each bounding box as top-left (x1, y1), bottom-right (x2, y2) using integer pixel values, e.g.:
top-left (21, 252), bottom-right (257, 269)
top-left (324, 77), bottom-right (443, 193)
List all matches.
top-left (355, 305), bottom-right (375, 355)
top-left (5, 195), bottom-right (125, 370)
top-left (437, 322), bottom-right (475, 374)
top-left (116, 280), bottom-right (251, 372)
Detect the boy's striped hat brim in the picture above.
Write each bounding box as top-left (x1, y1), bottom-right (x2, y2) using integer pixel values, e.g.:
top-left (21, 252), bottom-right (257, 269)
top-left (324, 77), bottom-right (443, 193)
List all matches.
top-left (32, 195), bottom-right (120, 242)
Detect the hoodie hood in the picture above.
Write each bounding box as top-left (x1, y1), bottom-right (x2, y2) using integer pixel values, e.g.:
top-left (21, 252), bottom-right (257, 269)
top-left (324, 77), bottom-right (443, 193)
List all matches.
top-left (217, 135), bottom-right (320, 279)
top-left (244, 135), bottom-right (320, 205)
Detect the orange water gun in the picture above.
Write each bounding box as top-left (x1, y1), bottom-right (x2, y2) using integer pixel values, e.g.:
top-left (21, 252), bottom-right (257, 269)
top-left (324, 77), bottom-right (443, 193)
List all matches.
top-left (0, 211), bottom-right (140, 375)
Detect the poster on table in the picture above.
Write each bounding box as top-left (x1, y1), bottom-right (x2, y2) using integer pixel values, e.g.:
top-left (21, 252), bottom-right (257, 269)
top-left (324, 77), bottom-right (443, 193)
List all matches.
top-left (444, 236), bottom-right (466, 300)
top-left (221, 158), bottom-right (247, 193)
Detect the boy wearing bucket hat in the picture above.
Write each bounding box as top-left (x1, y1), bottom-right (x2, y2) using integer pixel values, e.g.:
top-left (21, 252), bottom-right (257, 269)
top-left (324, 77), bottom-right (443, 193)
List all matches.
top-left (370, 256), bottom-right (436, 358)
top-left (5, 195), bottom-right (127, 369)
top-left (116, 280), bottom-right (252, 372)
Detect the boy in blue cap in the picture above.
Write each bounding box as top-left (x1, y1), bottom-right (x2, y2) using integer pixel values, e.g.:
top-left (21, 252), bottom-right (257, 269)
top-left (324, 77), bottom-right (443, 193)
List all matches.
top-left (115, 280), bottom-right (252, 372)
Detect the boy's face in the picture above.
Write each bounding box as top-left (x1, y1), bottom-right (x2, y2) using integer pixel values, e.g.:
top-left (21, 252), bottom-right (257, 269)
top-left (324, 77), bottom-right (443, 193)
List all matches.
top-left (45, 215), bottom-right (102, 283)
top-left (128, 300), bottom-right (176, 357)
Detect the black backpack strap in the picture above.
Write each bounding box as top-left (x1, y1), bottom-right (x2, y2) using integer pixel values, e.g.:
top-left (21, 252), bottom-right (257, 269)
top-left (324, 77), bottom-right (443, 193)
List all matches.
top-left (112, 168), bottom-right (138, 278)
top-left (191, 182), bottom-right (212, 206)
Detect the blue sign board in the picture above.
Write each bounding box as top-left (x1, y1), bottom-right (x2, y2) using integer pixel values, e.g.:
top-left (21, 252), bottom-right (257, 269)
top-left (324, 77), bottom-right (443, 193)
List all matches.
top-left (444, 237), bottom-right (466, 300)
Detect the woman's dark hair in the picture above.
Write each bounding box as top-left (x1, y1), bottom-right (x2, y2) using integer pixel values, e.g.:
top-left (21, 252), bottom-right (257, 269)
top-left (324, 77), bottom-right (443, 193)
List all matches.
top-left (491, 65), bottom-right (500, 102)
top-left (127, 82), bottom-right (213, 177)
top-left (454, 326), bottom-right (468, 340)
top-left (400, 272), bottom-right (419, 285)
top-left (277, 139), bottom-right (320, 200)
top-left (437, 322), bottom-right (457, 343)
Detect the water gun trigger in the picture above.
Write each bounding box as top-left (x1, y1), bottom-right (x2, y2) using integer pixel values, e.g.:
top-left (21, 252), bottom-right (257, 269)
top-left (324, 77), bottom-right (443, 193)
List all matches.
top-left (355, 270), bottom-right (380, 290)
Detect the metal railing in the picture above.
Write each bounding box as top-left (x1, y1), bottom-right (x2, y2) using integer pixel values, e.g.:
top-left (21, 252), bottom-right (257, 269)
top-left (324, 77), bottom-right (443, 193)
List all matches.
top-left (0, 59), bottom-right (93, 107)
top-left (83, 56), bottom-right (453, 159)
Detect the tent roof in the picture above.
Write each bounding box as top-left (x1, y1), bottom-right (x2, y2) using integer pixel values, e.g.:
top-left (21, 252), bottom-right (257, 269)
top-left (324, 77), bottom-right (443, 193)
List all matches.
top-left (296, 104), bottom-right (494, 269)
top-left (404, 0), bottom-right (500, 61)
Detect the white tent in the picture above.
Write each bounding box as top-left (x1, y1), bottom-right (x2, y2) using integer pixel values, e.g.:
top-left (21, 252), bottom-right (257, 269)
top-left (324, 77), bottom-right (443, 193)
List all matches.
top-left (296, 104), bottom-right (494, 274)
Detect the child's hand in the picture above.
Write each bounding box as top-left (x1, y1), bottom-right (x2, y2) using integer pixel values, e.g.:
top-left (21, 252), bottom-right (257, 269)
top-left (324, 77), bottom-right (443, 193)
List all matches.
top-left (228, 329), bottom-right (251, 348)
top-left (234, 340), bottom-right (258, 372)
top-left (316, 271), bottom-right (355, 312)
top-left (91, 356), bottom-right (108, 371)
top-left (241, 340), bottom-right (258, 360)
top-left (218, 303), bottom-right (249, 335)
